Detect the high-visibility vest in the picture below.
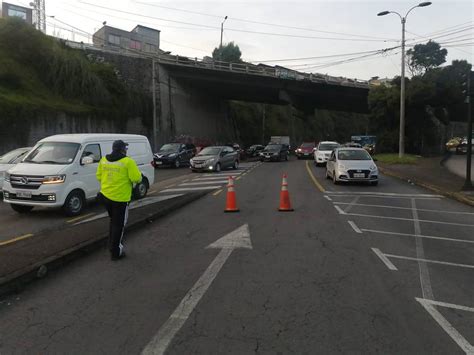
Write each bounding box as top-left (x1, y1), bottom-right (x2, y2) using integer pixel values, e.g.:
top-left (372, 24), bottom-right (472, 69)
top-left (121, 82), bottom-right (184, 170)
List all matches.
top-left (96, 156), bottom-right (142, 202)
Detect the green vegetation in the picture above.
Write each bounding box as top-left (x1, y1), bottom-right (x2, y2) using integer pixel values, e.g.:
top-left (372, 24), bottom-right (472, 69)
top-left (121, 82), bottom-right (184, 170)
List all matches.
top-left (373, 153), bottom-right (419, 165)
top-left (0, 17), bottom-right (151, 124)
top-left (212, 42), bottom-right (242, 63)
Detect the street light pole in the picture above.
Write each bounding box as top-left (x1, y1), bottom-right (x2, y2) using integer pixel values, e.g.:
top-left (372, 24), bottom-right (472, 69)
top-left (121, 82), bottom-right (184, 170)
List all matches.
top-left (219, 16), bottom-right (228, 63)
top-left (377, 2), bottom-right (432, 158)
top-left (462, 71), bottom-right (473, 190)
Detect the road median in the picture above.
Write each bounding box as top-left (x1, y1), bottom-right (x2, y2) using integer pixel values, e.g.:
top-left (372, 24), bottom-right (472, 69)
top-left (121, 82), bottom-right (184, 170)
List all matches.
top-left (0, 192), bottom-right (206, 297)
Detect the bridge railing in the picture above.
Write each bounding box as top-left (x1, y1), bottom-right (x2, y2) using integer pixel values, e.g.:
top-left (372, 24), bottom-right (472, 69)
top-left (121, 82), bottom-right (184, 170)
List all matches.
top-left (156, 54), bottom-right (370, 89)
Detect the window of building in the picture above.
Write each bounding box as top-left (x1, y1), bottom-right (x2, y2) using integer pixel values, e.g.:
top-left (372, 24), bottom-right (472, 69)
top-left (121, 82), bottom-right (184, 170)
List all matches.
top-left (144, 43), bottom-right (156, 52)
top-left (108, 34), bottom-right (121, 46)
top-left (130, 40), bottom-right (142, 50)
top-left (7, 8), bottom-right (27, 20)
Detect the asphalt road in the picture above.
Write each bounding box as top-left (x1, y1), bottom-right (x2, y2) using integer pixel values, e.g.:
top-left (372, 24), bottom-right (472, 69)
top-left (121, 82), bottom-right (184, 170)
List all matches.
top-left (0, 158), bottom-right (473, 354)
top-left (0, 167), bottom-right (192, 243)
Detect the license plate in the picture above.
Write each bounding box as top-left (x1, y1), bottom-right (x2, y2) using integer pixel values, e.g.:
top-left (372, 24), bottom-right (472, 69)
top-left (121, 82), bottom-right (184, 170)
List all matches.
top-left (354, 173), bottom-right (365, 178)
top-left (156, 161), bottom-right (163, 165)
top-left (17, 191), bottom-right (32, 198)
top-left (304, 153), bottom-right (309, 156)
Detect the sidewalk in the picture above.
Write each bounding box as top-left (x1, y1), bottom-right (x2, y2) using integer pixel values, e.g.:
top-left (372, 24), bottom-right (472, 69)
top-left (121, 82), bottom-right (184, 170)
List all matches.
top-left (378, 156), bottom-right (474, 207)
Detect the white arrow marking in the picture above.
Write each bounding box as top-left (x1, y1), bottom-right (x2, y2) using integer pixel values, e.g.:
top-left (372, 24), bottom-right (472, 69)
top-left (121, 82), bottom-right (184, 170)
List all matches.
top-left (141, 224), bottom-right (252, 355)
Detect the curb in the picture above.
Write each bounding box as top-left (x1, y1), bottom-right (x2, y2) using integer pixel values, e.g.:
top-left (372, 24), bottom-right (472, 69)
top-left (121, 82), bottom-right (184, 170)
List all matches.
top-left (379, 166), bottom-right (474, 207)
top-left (0, 192), bottom-right (207, 297)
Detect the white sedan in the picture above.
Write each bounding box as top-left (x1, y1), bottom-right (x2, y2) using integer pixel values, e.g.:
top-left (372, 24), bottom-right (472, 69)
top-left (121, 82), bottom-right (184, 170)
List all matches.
top-left (326, 148), bottom-right (378, 186)
top-left (314, 141), bottom-right (339, 166)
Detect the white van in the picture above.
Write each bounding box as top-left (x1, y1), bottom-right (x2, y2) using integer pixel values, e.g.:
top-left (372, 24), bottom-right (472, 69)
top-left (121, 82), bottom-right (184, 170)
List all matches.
top-left (3, 134), bottom-right (155, 216)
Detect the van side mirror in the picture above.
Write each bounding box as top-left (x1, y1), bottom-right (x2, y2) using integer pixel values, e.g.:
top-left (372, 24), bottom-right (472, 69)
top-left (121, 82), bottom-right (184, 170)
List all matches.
top-left (81, 156), bottom-right (94, 165)
top-left (220, 151), bottom-right (226, 157)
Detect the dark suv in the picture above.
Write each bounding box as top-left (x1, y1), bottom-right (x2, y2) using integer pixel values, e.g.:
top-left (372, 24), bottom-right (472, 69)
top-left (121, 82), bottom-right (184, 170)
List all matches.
top-left (260, 144), bottom-right (289, 162)
top-left (154, 143), bottom-right (196, 168)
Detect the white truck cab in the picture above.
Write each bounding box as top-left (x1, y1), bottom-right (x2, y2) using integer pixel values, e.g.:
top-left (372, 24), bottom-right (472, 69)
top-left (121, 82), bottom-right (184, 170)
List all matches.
top-left (3, 134), bottom-right (155, 216)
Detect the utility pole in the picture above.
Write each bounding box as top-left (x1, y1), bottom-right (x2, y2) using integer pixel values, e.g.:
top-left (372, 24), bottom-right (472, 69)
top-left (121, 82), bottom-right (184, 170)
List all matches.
top-left (399, 17), bottom-right (406, 158)
top-left (152, 58), bottom-right (158, 151)
top-left (262, 104), bottom-right (266, 144)
top-left (219, 16), bottom-right (228, 63)
top-left (462, 71), bottom-right (473, 190)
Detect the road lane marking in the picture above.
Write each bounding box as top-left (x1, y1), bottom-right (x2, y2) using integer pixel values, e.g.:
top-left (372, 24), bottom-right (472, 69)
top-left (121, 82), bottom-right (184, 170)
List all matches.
top-left (305, 160), bottom-right (325, 192)
top-left (334, 205), bottom-right (346, 215)
top-left (371, 248), bottom-right (398, 271)
top-left (141, 224), bottom-right (252, 355)
top-left (0, 233), bottom-right (34, 247)
top-left (328, 195), bottom-right (441, 200)
top-left (236, 176), bottom-right (242, 180)
top-left (411, 198), bottom-right (434, 300)
top-left (326, 191), bottom-right (443, 198)
top-left (344, 196), bottom-right (360, 213)
top-left (179, 181), bottom-right (228, 186)
top-left (213, 189), bottom-right (223, 196)
top-left (344, 212), bottom-right (474, 227)
top-left (66, 212), bottom-right (95, 224)
top-left (148, 190), bottom-right (157, 195)
top-left (194, 176), bottom-right (233, 181)
top-left (361, 229), bottom-right (474, 244)
top-left (160, 186), bottom-right (221, 193)
top-left (385, 253), bottom-right (474, 269)
top-left (203, 172), bottom-right (243, 177)
top-left (333, 202), bottom-right (474, 215)
top-left (416, 298), bottom-right (474, 354)
top-left (165, 184), bottom-right (176, 189)
top-left (324, 195), bottom-right (332, 201)
top-left (348, 221), bottom-right (362, 234)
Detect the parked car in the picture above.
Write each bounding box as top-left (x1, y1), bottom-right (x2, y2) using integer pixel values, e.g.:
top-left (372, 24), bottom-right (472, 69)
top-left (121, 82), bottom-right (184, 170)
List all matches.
top-left (260, 144), bottom-right (289, 162)
top-left (363, 144), bottom-right (376, 155)
top-left (246, 144), bottom-right (265, 157)
top-left (296, 142), bottom-right (315, 159)
top-left (154, 143), bottom-right (196, 168)
top-left (3, 134), bottom-right (155, 216)
top-left (314, 141), bottom-right (339, 166)
top-left (190, 146), bottom-right (239, 172)
top-left (225, 143), bottom-right (246, 160)
top-left (0, 147), bottom-right (32, 191)
top-left (446, 137), bottom-right (462, 151)
top-left (326, 147), bottom-right (379, 186)
top-left (455, 137), bottom-right (474, 154)
top-left (344, 142), bottom-right (362, 148)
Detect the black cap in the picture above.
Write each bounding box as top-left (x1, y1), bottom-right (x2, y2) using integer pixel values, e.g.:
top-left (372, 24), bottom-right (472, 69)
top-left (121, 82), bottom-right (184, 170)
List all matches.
top-left (112, 140), bottom-right (128, 152)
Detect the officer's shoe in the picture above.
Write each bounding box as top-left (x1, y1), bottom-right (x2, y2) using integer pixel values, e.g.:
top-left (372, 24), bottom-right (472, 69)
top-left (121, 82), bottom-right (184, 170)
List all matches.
top-left (111, 252), bottom-right (126, 261)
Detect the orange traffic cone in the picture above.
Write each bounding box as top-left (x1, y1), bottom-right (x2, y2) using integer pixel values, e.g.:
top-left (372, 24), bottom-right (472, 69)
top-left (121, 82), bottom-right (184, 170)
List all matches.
top-left (224, 176), bottom-right (239, 213)
top-left (278, 174), bottom-right (294, 212)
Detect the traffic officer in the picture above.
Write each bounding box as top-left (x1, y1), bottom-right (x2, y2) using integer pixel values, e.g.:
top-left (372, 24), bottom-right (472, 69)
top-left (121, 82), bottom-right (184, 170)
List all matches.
top-left (96, 140), bottom-right (142, 260)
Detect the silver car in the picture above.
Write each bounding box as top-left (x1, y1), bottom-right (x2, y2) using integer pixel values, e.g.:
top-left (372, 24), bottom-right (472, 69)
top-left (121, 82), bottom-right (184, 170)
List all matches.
top-left (326, 148), bottom-right (378, 186)
top-left (0, 147), bottom-right (31, 191)
top-left (190, 146), bottom-right (239, 172)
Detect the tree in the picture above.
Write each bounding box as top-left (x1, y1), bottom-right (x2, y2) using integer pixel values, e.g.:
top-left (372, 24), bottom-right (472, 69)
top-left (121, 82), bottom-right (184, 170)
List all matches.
top-left (212, 41), bottom-right (242, 63)
top-left (407, 40), bottom-right (447, 76)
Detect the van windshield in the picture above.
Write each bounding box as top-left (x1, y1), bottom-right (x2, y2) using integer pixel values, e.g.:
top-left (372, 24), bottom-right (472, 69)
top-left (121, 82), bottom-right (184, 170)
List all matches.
top-left (24, 142), bottom-right (80, 165)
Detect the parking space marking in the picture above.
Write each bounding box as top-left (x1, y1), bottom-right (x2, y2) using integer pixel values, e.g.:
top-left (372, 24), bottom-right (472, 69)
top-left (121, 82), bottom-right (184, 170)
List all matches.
top-left (334, 205), bottom-right (346, 215)
top-left (324, 195), bottom-right (332, 201)
top-left (348, 221), bottom-right (362, 234)
top-left (305, 161), bottom-right (325, 192)
top-left (361, 229), bottom-right (474, 244)
top-left (412, 198), bottom-right (434, 300)
top-left (385, 252), bottom-right (474, 269)
top-left (160, 186), bottom-right (222, 193)
top-left (148, 190), bottom-right (157, 195)
top-left (344, 212), bottom-right (474, 227)
top-left (66, 212), bottom-right (96, 224)
top-left (180, 181), bottom-right (228, 186)
top-left (213, 189), bottom-right (223, 196)
top-left (194, 176), bottom-right (234, 181)
top-left (416, 298), bottom-right (474, 354)
top-left (333, 202), bottom-right (474, 215)
top-left (0, 233), bottom-right (34, 247)
top-left (326, 191), bottom-right (443, 198)
top-left (344, 196), bottom-right (360, 213)
top-left (371, 248), bottom-right (398, 271)
top-left (329, 194), bottom-right (441, 200)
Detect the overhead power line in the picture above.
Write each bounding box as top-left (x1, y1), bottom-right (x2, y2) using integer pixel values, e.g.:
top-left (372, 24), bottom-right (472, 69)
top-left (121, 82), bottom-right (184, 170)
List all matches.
top-left (133, 0), bottom-right (398, 41)
top-left (77, 1), bottom-right (400, 43)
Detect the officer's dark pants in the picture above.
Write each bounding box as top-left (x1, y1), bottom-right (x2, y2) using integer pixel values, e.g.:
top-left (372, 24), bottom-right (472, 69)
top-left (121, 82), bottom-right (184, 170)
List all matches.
top-left (101, 194), bottom-right (129, 259)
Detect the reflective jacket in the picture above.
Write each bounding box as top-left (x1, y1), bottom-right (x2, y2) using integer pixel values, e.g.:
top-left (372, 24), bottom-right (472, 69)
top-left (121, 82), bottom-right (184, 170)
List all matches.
top-left (96, 153), bottom-right (142, 202)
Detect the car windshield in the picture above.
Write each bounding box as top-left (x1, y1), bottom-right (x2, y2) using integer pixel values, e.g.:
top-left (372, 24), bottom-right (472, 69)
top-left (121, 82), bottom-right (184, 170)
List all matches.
top-left (319, 144), bottom-right (339, 151)
top-left (301, 143), bottom-right (314, 148)
top-left (160, 143), bottom-right (180, 152)
top-left (338, 150), bottom-right (372, 161)
top-left (0, 148), bottom-right (29, 164)
top-left (198, 147), bottom-right (221, 156)
top-left (23, 142), bottom-right (80, 165)
top-left (264, 144), bottom-right (281, 152)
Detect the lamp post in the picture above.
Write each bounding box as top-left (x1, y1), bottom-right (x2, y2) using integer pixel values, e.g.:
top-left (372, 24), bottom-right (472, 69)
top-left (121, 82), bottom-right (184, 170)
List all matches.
top-left (219, 16), bottom-right (228, 63)
top-left (377, 2), bottom-right (432, 158)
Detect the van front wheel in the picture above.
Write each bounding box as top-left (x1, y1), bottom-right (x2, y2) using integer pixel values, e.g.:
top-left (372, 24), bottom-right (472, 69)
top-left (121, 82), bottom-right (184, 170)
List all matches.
top-left (134, 179), bottom-right (149, 200)
top-left (11, 204), bottom-right (34, 214)
top-left (63, 190), bottom-right (85, 216)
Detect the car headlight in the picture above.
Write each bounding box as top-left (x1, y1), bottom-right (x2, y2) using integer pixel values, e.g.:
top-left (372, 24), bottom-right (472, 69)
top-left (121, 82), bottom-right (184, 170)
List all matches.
top-left (338, 164), bottom-right (346, 170)
top-left (369, 165), bottom-right (377, 171)
top-left (42, 175), bottom-right (66, 184)
top-left (168, 153), bottom-right (177, 158)
top-left (4, 172), bottom-right (10, 182)
top-left (207, 158), bottom-right (216, 164)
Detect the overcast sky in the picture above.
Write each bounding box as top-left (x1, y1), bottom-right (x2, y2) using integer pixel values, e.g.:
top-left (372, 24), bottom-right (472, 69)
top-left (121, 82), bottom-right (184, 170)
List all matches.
top-left (8, 0), bottom-right (474, 80)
